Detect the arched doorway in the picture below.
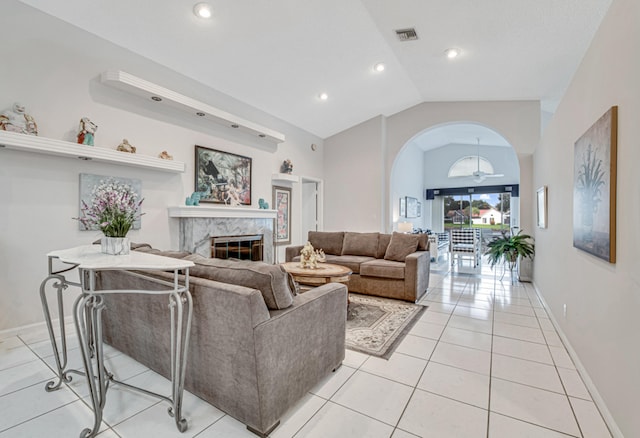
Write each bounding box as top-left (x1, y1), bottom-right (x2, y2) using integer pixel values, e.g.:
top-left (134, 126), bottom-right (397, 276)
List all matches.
top-left (390, 122), bottom-right (520, 235)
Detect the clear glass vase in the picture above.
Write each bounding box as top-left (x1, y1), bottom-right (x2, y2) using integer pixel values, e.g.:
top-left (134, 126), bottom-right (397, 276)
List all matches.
top-left (101, 236), bottom-right (130, 255)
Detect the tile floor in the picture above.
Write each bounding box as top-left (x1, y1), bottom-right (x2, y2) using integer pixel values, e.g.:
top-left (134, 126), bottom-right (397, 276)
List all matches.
top-left (0, 258), bottom-right (613, 437)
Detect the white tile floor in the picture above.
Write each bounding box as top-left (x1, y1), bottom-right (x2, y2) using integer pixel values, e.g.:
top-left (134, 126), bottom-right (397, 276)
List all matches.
top-left (0, 259), bottom-right (614, 437)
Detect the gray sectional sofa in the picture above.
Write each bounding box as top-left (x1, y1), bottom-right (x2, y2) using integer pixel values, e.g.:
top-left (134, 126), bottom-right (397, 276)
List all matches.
top-left (286, 231), bottom-right (430, 302)
top-left (97, 248), bottom-right (347, 437)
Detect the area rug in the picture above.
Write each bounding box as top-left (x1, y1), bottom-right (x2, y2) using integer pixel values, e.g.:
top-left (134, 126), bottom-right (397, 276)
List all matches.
top-left (346, 294), bottom-right (427, 359)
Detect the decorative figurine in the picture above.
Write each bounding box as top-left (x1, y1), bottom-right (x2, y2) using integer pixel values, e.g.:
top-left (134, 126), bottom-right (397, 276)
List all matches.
top-left (186, 192), bottom-right (201, 206)
top-left (77, 117), bottom-right (98, 146)
top-left (280, 159), bottom-right (293, 174)
top-left (185, 187), bottom-right (211, 206)
top-left (258, 198), bottom-right (269, 209)
top-left (116, 139), bottom-right (136, 153)
top-left (0, 102), bottom-right (38, 135)
top-left (299, 241), bottom-right (326, 269)
top-left (159, 150), bottom-right (173, 160)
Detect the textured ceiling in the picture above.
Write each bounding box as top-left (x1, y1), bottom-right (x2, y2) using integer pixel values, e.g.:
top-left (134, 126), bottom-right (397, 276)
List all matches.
top-left (19, 0), bottom-right (612, 140)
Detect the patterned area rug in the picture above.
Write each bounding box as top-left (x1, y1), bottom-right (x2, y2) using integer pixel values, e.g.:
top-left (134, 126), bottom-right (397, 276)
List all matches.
top-left (346, 294), bottom-right (427, 359)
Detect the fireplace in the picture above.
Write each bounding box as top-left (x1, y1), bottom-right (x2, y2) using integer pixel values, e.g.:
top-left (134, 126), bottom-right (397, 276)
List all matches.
top-left (212, 234), bottom-right (264, 261)
top-left (170, 205), bottom-right (276, 264)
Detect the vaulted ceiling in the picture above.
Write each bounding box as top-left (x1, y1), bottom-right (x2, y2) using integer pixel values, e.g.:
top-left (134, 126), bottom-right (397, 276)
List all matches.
top-left (19, 0), bottom-right (612, 139)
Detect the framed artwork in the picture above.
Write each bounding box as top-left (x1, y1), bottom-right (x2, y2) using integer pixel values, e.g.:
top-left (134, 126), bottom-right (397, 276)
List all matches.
top-left (572, 106), bottom-right (617, 263)
top-left (79, 173), bottom-right (142, 231)
top-left (536, 186), bottom-right (547, 229)
top-left (417, 202), bottom-right (422, 218)
top-left (399, 197), bottom-right (406, 217)
top-left (195, 145), bottom-right (252, 205)
top-left (405, 196), bottom-right (419, 218)
top-left (273, 186), bottom-right (291, 245)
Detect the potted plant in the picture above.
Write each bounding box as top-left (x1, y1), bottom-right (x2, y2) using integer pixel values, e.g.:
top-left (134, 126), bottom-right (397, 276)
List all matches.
top-left (485, 228), bottom-right (535, 283)
top-left (74, 178), bottom-right (144, 255)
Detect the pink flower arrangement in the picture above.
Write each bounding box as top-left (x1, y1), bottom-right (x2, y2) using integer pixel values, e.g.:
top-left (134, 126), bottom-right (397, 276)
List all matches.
top-left (75, 178), bottom-right (144, 237)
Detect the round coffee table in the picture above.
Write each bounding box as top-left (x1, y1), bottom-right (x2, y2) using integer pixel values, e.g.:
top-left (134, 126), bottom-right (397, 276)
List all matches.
top-left (281, 262), bottom-right (352, 288)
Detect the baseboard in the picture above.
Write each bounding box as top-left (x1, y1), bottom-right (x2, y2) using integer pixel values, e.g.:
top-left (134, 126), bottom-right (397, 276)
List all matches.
top-left (531, 281), bottom-right (624, 438)
top-left (0, 316), bottom-right (74, 340)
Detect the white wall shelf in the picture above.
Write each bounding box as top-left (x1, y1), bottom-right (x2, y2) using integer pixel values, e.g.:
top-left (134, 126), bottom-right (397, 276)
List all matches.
top-left (271, 173), bottom-right (300, 184)
top-left (101, 70), bottom-right (286, 145)
top-left (168, 205), bottom-right (276, 219)
top-left (0, 130), bottom-right (185, 173)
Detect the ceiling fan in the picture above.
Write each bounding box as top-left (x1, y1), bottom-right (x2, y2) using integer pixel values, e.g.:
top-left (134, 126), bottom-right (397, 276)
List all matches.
top-left (452, 138), bottom-right (504, 183)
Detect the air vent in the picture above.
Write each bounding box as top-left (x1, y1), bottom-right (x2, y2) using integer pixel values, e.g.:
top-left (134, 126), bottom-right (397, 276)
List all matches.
top-left (395, 28), bottom-right (418, 41)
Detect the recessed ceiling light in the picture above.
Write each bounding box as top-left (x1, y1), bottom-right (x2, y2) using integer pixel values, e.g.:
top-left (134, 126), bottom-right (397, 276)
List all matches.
top-left (373, 62), bottom-right (386, 72)
top-left (193, 3), bottom-right (212, 19)
top-left (151, 96), bottom-right (162, 102)
top-left (444, 48), bottom-right (461, 59)
top-left (318, 92), bottom-right (329, 101)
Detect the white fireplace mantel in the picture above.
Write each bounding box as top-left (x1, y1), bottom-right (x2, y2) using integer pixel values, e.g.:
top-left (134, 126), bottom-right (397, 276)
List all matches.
top-left (168, 205), bottom-right (277, 219)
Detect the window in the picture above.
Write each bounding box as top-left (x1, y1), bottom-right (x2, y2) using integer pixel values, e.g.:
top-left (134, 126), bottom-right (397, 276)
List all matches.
top-left (448, 156), bottom-right (494, 177)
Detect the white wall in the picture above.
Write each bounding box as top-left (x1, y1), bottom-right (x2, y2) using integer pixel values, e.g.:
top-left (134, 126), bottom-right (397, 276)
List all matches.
top-left (324, 101), bottom-right (540, 234)
top-left (0, 1), bottom-right (323, 331)
top-left (390, 144), bottom-right (425, 231)
top-left (324, 116), bottom-right (385, 232)
top-left (533, 0), bottom-right (639, 435)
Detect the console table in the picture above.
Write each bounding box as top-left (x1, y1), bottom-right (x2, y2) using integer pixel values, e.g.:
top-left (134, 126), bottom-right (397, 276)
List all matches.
top-left (39, 245), bottom-right (195, 437)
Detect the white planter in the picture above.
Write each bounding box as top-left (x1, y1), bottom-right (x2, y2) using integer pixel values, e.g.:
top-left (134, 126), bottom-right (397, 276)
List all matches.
top-left (101, 236), bottom-right (130, 255)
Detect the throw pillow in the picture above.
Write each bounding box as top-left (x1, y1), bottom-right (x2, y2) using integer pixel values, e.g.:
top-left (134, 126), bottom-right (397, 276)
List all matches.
top-left (308, 231), bottom-right (345, 255)
top-left (183, 254), bottom-right (295, 310)
top-left (384, 232), bottom-right (420, 262)
top-left (341, 232), bottom-right (379, 257)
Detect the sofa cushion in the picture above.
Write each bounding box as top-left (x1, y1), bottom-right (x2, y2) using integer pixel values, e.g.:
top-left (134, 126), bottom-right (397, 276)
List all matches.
top-left (417, 233), bottom-right (429, 251)
top-left (323, 254), bottom-right (375, 274)
top-left (183, 254), bottom-right (294, 310)
top-left (134, 247), bottom-right (191, 259)
top-left (308, 231), bottom-right (345, 256)
top-left (360, 259), bottom-right (406, 279)
top-left (384, 232), bottom-right (420, 262)
top-left (376, 233), bottom-right (392, 259)
top-left (341, 232), bottom-right (379, 257)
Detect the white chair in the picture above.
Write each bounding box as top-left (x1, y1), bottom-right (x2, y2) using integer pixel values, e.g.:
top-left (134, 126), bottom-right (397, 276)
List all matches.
top-left (450, 228), bottom-right (481, 268)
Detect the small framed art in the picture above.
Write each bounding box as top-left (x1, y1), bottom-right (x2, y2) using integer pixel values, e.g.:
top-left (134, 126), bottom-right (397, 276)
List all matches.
top-left (536, 186), bottom-right (547, 229)
top-left (273, 186), bottom-right (292, 245)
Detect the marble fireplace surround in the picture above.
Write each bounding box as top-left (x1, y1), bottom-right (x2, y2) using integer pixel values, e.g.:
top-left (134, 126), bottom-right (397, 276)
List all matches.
top-left (168, 206), bottom-right (277, 264)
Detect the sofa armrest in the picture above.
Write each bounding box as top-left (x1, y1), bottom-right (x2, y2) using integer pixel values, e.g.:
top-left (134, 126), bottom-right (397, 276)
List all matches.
top-left (404, 250), bottom-right (430, 302)
top-left (285, 245), bottom-right (304, 262)
top-left (252, 283), bottom-right (347, 430)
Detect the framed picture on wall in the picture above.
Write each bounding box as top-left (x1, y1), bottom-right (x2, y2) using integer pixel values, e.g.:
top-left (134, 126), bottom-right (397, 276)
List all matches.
top-left (195, 145), bottom-right (252, 205)
top-left (273, 186), bottom-right (292, 245)
top-left (399, 197), bottom-right (406, 217)
top-left (405, 196), bottom-right (419, 218)
top-left (536, 186), bottom-right (547, 229)
top-left (572, 106), bottom-right (617, 263)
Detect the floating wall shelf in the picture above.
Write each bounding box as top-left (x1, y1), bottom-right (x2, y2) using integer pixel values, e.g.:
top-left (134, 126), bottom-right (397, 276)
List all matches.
top-left (0, 130), bottom-right (185, 173)
top-left (101, 70), bottom-right (286, 145)
top-left (271, 173), bottom-right (300, 184)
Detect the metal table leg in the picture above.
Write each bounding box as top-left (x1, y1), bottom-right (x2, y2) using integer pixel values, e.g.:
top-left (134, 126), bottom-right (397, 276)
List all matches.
top-left (73, 272), bottom-right (193, 437)
top-left (167, 290), bottom-right (193, 432)
top-left (74, 291), bottom-right (107, 438)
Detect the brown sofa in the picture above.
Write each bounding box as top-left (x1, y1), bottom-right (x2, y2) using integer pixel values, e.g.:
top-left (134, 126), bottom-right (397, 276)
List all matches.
top-left (286, 231), bottom-right (430, 302)
top-left (98, 249), bottom-right (347, 437)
